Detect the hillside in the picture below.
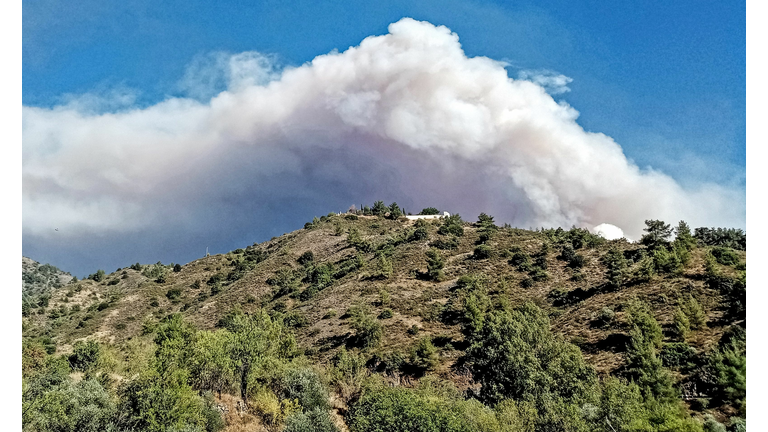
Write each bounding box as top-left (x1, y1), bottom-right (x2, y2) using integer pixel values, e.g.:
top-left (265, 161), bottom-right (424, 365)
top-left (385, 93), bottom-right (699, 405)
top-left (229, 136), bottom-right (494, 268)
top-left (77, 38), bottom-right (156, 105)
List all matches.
top-left (22, 208), bottom-right (747, 432)
top-left (22, 256), bottom-right (73, 297)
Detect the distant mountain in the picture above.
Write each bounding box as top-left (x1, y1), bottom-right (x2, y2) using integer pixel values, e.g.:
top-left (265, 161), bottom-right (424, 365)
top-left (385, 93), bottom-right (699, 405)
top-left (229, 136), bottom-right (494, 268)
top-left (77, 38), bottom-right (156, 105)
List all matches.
top-left (22, 256), bottom-right (73, 297)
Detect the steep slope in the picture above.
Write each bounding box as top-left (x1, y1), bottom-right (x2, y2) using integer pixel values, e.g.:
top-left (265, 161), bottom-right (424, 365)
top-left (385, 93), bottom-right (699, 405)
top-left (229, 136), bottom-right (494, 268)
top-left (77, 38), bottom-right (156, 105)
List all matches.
top-left (22, 211), bottom-right (746, 430)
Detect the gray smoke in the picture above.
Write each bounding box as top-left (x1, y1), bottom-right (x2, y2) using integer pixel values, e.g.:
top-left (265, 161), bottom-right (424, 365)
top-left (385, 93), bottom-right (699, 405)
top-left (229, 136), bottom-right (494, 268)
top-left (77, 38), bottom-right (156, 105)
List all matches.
top-left (22, 18), bottom-right (744, 273)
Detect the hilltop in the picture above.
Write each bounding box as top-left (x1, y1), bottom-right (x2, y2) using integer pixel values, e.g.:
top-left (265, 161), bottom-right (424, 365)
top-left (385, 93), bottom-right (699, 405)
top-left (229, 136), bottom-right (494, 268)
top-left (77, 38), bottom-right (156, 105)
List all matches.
top-left (22, 256), bottom-right (73, 298)
top-left (22, 206), bottom-right (746, 432)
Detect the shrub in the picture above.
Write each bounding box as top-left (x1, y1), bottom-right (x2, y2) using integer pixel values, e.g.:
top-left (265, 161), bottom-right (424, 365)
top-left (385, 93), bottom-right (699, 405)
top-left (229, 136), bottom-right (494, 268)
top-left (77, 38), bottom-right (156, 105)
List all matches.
top-left (410, 226), bottom-right (429, 241)
top-left (602, 249), bottom-right (628, 289)
top-left (559, 244), bottom-right (577, 262)
top-left (345, 214), bottom-right (359, 220)
top-left (285, 407), bottom-right (340, 432)
top-left (349, 306), bottom-right (383, 349)
top-left (378, 308), bottom-right (394, 319)
top-left (69, 340), bottom-right (101, 372)
top-left (323, 309), bottom-right (337, 319)
top-left (348, 380), bottom-right (506, 432)
top-left (298, 251), bottom-right (315, 266)
top-left (597, 307), bottom-right (615, 326)
top-left (388, 202), bottom-right (403, 219)
top-left (284, 311), bottom-right (309, 328)
top-left (166, 287), bottom-right (183, 301)
top-left (430, 236), bottom-right (459, 250)
top-left (681, 295), bottom-right (706, 330)
top-left (419, 207), bottom-right (440, 215)
top-left (425, 248), bottom-right (445, 281)
top-left (473, 244), bottom-right (492, 260)
top-left (89, 269), bottom-right (106, 282)
top-left (173, 264), bottom-right (182, 272)
top-left (280, 368), bottom-right (330, 411)
top-left (371, 201), bottom-right (388, 216)
top-left (508, 251), bottom-right (528, 266)
top-left (625, 301), bottom-right (676, 401)
top-left (519, 277), bottom-right (534, 288)
top-left (659, 342), bottom-right (697, 370)
top-left (438, 214), bottom-right (464, 237)
top-left (23, 379), bottom-right (118, 432)
top-left (463, 303), bottom-right (598, 429)
top-left (410, 337), bottom-right (439, 372)
top-left (568, 254), bottom-right (586, 269)
top-left (672, 308), bottom-right (690, 340)
top-left (529, 268), bottom-right (548, 282)
top-left (711, 247), bottom-right (740, 266)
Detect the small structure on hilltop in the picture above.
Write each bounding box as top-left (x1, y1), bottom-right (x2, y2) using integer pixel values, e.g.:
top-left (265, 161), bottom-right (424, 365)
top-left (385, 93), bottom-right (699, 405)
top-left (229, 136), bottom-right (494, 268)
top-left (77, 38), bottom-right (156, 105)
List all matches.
top-left (405, 211), bottom-right (451, 221)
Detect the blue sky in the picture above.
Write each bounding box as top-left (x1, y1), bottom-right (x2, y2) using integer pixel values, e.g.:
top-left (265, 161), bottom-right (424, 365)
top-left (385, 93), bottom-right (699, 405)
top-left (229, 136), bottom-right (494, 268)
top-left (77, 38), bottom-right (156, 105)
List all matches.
top-left (22, 0), bottom-right (746, 276)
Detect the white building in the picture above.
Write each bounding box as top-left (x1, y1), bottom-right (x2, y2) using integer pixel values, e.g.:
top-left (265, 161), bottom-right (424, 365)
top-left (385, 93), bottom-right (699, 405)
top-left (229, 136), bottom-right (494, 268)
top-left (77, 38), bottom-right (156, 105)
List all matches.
top-left (405, 211), bottom-right (450, 220)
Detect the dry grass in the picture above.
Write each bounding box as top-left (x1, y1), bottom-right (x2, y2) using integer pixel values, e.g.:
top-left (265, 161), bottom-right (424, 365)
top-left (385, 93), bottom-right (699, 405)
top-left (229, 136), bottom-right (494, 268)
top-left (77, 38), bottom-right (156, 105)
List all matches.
top-left (24, 214), bottom-right (743, 392)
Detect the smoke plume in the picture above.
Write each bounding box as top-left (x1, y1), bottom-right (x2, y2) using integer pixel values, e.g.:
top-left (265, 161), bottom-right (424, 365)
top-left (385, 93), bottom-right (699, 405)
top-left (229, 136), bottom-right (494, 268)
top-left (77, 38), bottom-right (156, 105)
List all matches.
top-left (22, 18), bottom-right (744, 273)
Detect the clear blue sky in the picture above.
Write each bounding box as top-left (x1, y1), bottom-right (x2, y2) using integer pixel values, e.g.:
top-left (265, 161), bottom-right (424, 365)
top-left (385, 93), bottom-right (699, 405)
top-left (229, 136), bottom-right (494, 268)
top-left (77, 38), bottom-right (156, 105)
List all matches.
top-left (23, 0), bottom-right (746, 186)
top-left (22, 0), bottom-right (746, 276)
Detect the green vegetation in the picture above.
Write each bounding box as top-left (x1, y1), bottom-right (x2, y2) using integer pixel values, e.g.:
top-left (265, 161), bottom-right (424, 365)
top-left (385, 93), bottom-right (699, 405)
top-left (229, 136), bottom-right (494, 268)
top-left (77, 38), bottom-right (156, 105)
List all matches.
top-left (21, 213), bottom-right (747, 431)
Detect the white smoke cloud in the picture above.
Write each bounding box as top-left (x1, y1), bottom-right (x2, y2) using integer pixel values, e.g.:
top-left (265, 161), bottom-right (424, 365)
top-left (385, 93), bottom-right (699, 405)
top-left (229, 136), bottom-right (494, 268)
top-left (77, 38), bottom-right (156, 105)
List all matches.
top-left (517, 69), bottom-right (573, 95)
top-left (22, 18), bottom-right (745, 250)
top-left (592, 223), bottom-right (626, 241)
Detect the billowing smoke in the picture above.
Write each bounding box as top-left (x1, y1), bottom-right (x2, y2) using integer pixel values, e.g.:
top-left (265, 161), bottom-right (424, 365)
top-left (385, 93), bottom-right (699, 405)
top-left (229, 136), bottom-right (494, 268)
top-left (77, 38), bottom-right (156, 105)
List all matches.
top-left (592, 223), bottom-right (625, 241)
top-left (22, 18), bottom-right (744, 274)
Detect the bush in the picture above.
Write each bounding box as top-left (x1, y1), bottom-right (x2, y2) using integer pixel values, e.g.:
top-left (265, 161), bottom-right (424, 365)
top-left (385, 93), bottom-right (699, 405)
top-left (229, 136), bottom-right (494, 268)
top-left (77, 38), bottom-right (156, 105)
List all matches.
top-left (419, 207), bottom-right (440, 215)
top-left (280, 368), bottom-right (330, 411)
top-left (473, 245), bottom-right (492, 260)
top-left (298, 251), bottom-right (315, 266)
top-left (173, 264), bottom-right (182, 272)
top-left (530, 268), bottom-right (549, 282)
top-left (410, 226), bottom-right (429, 241)
top-left (166, 287), bottom-right (183, 301)
top-left (348, 380), bottom-right (506, 432)
top-left (659, 342), bottom-right (697, 370)
top-left (285, 407), bottom-right (340, 432)
top-left (672, 308), bottom-right (690, 340)
top-left (568, 254), bottom-right (586, 269)
top-left (430, 236), bottom-right (459, 250)
top-left (681, 295), bottom-right (706, 330)
top-left (345, 214), bottom-right (359, 220)
top-left (69, 340), bottom-right (101, 372)
top-left (410, 337), bottom-right (439, 372)
top-left (284, 311), bottom-right (309, 328)
top-left (349, 306), bottom-right (383, 349)
top-left (425, 248), bottom-right (445, 281)
top-left (597, 307), bottom-right (615, 326)
top-left (23, 379), bottom-right (118, 432)
top-left (711, 247), bottom-right (740, 266)
top-left (89, 269), bottom-right (106, 282)
top-left (378, 308), bottom-right (394, 319)
top-left (438, 214), bottom-right (464, 237)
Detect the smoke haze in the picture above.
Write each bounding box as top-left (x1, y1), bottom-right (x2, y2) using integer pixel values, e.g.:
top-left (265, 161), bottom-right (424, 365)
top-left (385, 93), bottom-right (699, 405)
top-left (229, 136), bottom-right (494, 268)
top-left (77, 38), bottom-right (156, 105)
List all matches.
top-left (22, 18), bottom-right (745, 275)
